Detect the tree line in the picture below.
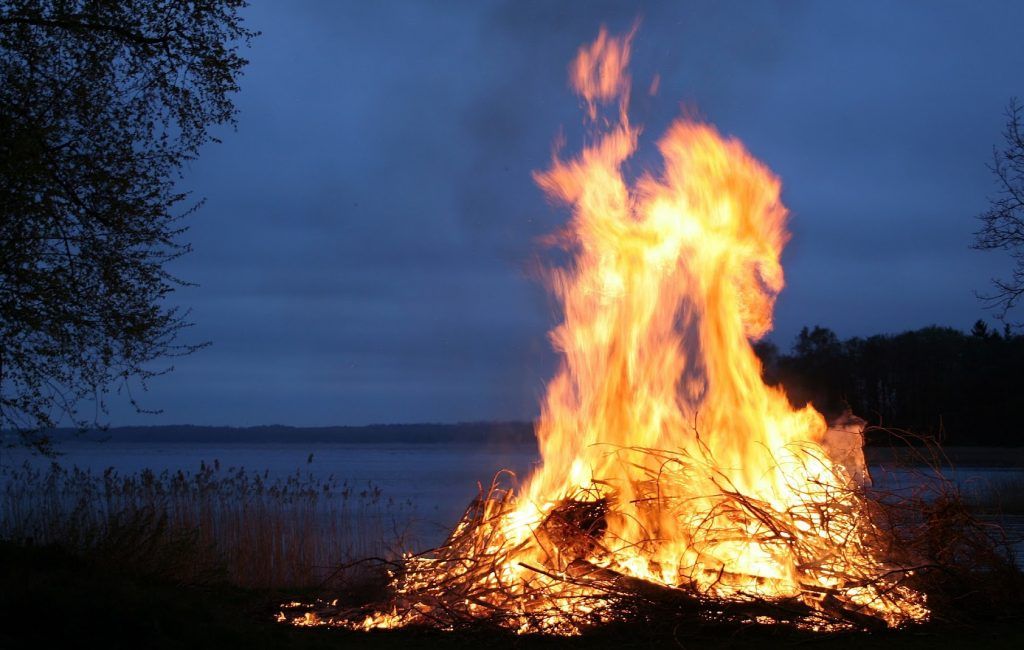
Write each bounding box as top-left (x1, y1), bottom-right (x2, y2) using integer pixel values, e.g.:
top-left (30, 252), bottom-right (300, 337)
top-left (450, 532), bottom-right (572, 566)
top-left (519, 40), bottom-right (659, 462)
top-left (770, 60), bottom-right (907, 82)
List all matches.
top-left (755, 322), bottom-right (1024, 446)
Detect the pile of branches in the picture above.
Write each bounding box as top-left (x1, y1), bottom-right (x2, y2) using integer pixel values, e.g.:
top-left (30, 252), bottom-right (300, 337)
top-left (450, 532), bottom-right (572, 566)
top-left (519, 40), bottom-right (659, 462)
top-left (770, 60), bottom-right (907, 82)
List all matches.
top-left (864, 431), bottom-right (1023, 624)
top-left (278, 437), bottom-right (1020, 635)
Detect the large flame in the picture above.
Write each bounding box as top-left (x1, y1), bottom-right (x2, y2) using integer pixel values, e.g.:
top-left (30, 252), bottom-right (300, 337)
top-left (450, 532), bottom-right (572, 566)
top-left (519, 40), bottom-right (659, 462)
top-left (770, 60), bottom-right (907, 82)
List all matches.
top-left (286, 27), bottom-right (927, 634)
top-left (519, 25), bottom-right (836, 595)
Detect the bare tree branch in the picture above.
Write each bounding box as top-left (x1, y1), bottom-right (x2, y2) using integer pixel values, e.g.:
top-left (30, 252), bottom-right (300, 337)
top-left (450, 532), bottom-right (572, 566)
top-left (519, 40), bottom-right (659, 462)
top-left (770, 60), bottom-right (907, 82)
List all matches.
top-left (973, 98), bottom-right (1024, 324)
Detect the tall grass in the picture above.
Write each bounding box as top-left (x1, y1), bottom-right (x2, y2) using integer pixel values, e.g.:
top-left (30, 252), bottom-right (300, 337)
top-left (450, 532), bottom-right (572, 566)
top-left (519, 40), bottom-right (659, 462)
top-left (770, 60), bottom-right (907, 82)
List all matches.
top-left (0, 460), bottom-right (415, 589)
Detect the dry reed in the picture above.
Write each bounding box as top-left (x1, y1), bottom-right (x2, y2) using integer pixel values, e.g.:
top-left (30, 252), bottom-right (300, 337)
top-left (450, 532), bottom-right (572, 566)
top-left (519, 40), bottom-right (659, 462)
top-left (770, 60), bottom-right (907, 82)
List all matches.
top-left (0, 460), bottom-right (415, 588)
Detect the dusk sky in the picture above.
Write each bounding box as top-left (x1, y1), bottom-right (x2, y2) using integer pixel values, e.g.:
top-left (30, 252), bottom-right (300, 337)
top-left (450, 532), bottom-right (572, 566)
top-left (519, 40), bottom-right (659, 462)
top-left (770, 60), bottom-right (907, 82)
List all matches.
top-left (109, 0), bottom-right (1024, 427)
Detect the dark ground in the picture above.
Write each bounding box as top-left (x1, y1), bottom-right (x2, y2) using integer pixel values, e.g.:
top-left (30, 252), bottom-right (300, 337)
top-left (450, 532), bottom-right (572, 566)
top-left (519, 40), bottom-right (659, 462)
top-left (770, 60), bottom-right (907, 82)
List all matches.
top-left (2, 542), bottom-right (1022, 650)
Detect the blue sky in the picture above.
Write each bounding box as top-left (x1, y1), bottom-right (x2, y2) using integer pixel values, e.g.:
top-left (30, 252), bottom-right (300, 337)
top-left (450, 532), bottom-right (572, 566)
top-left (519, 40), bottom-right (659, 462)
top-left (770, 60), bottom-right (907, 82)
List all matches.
top-left (108, 0), bottom-right (1024, 426)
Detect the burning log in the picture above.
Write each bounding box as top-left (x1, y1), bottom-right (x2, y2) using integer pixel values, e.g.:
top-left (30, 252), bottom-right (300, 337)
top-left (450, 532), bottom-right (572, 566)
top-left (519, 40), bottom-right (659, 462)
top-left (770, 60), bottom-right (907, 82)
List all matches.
top-left (536, 497), bottom-right (609, 562)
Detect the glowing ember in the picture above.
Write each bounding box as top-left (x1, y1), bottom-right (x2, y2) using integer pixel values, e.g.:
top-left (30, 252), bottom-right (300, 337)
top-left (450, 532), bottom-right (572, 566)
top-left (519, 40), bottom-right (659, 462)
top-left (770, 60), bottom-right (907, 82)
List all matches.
top-left (282, 27), bottom-right (928, 633)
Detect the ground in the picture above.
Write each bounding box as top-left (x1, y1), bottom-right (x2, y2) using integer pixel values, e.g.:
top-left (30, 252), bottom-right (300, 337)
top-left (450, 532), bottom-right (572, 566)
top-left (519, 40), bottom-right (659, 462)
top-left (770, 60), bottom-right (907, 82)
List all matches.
top-left (1, 542), bottom-right (1021, 649)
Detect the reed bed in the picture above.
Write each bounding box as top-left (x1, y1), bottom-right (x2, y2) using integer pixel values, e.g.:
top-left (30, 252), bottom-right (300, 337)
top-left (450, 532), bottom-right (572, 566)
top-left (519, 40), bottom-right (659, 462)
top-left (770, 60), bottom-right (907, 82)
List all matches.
top-left (0, 460), bottom-right (414, 589)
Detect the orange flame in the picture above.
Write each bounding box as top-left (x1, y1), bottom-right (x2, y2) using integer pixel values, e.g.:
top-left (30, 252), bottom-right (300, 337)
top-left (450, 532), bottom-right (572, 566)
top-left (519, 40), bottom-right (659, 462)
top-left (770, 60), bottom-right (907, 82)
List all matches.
top-left (291, 27), bottom-right (927, 634)
top-left (521, 26), bottom-right (830, 592)
top-left (570, 25), bottom-right (636, 122)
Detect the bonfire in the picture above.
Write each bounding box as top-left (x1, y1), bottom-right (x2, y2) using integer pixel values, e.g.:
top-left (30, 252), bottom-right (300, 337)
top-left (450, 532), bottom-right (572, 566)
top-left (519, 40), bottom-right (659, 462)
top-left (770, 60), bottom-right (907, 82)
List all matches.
top-left (281, 27), bottom-right (930, 634)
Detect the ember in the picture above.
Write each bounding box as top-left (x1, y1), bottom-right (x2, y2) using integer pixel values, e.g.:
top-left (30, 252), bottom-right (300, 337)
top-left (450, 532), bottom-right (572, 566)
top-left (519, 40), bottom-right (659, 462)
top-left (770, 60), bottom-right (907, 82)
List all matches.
top-left (280, 27), bottom-right (929, 634)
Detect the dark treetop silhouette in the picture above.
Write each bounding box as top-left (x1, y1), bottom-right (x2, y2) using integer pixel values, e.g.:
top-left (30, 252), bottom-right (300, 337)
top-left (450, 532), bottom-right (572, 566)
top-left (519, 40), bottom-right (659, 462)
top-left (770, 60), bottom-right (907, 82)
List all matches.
top-left (0, 0), bottom-right (255, 452)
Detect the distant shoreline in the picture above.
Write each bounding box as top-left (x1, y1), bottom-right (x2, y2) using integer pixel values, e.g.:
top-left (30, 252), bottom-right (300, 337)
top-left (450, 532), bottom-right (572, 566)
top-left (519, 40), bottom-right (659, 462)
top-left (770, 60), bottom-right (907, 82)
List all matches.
top-left (5, 422), bottom-right (537, 445)
top-left (4, 423), bottom-right (1023, 468)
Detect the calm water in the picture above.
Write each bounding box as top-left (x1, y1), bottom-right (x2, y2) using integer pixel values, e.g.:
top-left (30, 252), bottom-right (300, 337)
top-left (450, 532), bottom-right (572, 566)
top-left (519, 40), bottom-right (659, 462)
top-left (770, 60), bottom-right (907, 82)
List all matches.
top-left (3, 441), bottom-right (1021, 552)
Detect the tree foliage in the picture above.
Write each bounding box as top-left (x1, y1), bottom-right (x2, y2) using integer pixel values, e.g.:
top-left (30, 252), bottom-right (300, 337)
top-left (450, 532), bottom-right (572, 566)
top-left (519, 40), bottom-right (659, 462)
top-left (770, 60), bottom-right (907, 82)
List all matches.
top-left (0, 1), bottom-right (256, 452)
top-left (975, 98), bottom-right (1024, 324)
top-left (760, 323), bottom-right (1024, 446)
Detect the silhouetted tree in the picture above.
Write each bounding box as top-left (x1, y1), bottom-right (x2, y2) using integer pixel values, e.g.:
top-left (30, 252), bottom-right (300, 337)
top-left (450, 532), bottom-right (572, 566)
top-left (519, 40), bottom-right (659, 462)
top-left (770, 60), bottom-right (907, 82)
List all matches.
top-left (751, 339), bottom-right (780, 382)
top-left (974, 98), bottom-right (1024, 324)
top-left (970, 319), bottom-right (995, 339)
top-left (792, 325), bottom-right (841, 359)
top-left (777, 326), bottom-right (847, 418)
top-left (0, 1), bottom-right (255, 452)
